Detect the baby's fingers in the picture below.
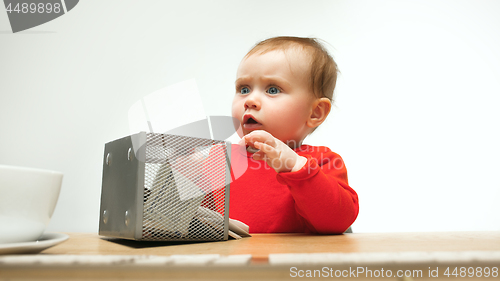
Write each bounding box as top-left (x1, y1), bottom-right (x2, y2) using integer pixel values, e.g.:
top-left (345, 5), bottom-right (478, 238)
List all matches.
top-left (244, 131), bottom-right (276, 146)
top-left (254, 141), bottom-right (280, 159)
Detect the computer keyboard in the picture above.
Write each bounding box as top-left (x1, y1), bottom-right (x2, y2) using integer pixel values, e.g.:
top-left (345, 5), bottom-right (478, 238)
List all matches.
top-left (1, 251), bottom-right (499, 266)
top-left (0, 254), bottom-right (252, 266)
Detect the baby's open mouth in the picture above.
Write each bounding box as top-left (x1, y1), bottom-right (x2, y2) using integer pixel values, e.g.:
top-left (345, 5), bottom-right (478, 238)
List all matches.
top-left (243, 115), bottom-right (262, 130)
top-left (246, 118), bottom-right (258, 124)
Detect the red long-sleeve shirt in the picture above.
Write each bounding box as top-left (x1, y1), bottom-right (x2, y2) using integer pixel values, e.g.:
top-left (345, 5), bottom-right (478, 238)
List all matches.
top-left (229, 144), bottom-right (359, 234)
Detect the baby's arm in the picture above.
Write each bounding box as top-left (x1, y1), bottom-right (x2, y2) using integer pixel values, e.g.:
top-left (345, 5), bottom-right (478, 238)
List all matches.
top-left (239, 130), bottom-right (307, 173)
top-left (277, 150), bottom-right (359, 234)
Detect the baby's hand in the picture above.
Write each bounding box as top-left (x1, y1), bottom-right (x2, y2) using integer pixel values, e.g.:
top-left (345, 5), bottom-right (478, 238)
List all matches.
top-left (239, 130), bottom-right (307, 173)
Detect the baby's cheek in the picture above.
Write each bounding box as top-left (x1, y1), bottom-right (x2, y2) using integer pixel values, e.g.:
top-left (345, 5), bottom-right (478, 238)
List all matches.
top-left (231, 100), bottom-right (241, 118)
top-left (231, 102), bottom-right (244, 136)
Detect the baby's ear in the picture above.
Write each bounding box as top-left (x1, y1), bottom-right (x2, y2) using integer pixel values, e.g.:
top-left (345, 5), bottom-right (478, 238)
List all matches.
top-left (307, 98), bottom-right (331, 128)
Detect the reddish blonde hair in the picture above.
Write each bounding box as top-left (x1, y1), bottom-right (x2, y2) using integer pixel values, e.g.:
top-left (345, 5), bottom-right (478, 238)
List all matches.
top-left (245, 36), bottom-right (338, 101)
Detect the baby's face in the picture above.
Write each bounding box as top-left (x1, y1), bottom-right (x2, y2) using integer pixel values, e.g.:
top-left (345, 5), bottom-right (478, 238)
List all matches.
top-left (232, 49), bottom-right (316, 145)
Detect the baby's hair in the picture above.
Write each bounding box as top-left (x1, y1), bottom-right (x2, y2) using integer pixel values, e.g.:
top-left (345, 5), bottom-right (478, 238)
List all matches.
top-left (245, 36), bottom-right (338, 102)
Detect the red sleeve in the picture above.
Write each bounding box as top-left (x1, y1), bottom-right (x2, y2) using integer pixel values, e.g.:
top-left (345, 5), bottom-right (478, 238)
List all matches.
top-left (276, 147), bottom-right (359, 234)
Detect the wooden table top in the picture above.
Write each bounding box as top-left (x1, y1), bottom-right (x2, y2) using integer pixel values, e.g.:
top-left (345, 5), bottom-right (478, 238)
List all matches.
top-left (43, 231), bottom-right (500, 260)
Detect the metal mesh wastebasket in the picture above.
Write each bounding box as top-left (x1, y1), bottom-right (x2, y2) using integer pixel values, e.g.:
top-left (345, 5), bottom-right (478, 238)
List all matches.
top-left (99, 132), bottom-right (231, 241)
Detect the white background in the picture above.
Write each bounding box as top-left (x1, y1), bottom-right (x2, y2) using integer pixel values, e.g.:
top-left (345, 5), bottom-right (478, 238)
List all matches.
top-left (1, 0), bottom-right (499, 233)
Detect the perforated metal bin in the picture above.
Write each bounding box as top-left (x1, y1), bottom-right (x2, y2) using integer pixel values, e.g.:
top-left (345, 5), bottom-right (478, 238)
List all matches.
top-left (99, 132), bottom-right (231, 241)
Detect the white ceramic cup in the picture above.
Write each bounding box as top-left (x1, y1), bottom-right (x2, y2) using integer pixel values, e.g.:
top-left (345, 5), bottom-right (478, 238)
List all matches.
top-left (0, 165), bottom-right (63, 244)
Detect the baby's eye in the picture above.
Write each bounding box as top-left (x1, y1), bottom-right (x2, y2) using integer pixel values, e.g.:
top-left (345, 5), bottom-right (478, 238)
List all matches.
top-left (240, 87), bottom-right (250, 94)
top-left (267, 87), bottom-right (280, 95)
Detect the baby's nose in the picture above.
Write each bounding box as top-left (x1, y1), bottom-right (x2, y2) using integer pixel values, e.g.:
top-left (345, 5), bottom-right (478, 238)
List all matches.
top-left (244, 93), bottom-right (261, 109)
top-left (244, 99), bottom-right (259, 109)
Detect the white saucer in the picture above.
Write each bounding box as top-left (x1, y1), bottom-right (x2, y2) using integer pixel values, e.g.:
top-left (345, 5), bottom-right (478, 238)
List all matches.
top-left (0, 233), bottom-right (69, 255)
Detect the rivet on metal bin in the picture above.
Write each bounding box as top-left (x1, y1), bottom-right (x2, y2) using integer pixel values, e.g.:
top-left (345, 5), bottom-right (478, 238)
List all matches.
top-left (124, 210), bottom-right (130, 226)
top-left (127, 148), bottom-right (133, 161)
top-left (102, 210), bottom-right (109, 224)
top-left (106, 153), bottom-right (111, 165)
